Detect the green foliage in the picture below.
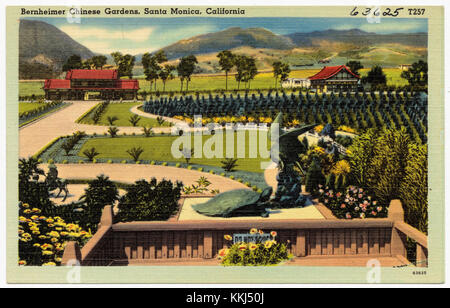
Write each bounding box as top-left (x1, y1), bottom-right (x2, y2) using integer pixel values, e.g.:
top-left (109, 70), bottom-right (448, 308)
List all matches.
top-left (318, 186), bottom-right (387, 219)
top-left (346, 60), bottom-right (363, 76)
top-left (82, 147), bottom-right (100, 162)
top-left (219, 230), bottom-right (291, 266)
top-left (399, 143), bottom-right (428, 233)
top-left (128, 114), bottom-right (141, 127)
top-left (400, 60), bottom-right (428, 87)
top-left (107, 126), bottom-right (119, 138)
top-left (116, 178), bottom-right (182, 222)
top-left (305, 158), bottom-right (325, 195)
top-left (348, 128), bottom-right (428, 233)
top-left (177, 55), bottom-right (198, 91)
top-left (217, 50), bottom-right (235, 90)
top-left (111, 52), bottom-right (135, 78)
top-left (362, 65), bottom-right (387, 87)
top-left (142, 126), bottom-right (154, 137)
top-left (62, 54), bottom-right (82, 72)
top-left (107, 116), bottom-right (118, 126)
top-left (126, 146), bottom-right (144, 162)
top-left (78, 175), bottom-right (119, 232)
top-left (221, 158), bottom-right (239, 172)
top-left (60, 131), bottom-right (86, 156)
top-left (272, 61), bottom-right (291, 89)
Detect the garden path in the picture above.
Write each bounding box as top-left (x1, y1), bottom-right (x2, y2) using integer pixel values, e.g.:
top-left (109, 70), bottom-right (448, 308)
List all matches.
top-left (129, 104), bottom-right (188, 126)
top-left (42, 163), bottom-right (248, 193)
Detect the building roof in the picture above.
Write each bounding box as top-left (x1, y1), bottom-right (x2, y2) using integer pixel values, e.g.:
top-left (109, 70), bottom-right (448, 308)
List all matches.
top-left (43, 78), bottom-right (139, 90)
top-left (117, 80), bottom-right (139, 90)
top-left (43, 79), bottom-right (71, 89)
top-left (65, 69), bottom-right (118, 80)
top-left (309, 65), bottom-right (360, 80)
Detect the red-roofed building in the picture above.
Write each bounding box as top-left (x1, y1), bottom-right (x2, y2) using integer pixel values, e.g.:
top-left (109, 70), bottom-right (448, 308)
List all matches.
top-left (308, 65), bottom-right (360, 92)
top-left (44, 69), bottom-right (139, 100)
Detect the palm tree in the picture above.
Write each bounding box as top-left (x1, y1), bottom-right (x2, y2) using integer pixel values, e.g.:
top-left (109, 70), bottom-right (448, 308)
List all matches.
top-left (82, 147), bottom-right (100, 161)
top-left (129, 114), bottom-right (141, 127)
top-left (107, 116), bottom-right (118, 125)
top-left (142, 126), bottom-right (154, 137)
top-left (108, 126), bottom-right (119, 138)
top-left (126, 147), bottom-right (144, 162)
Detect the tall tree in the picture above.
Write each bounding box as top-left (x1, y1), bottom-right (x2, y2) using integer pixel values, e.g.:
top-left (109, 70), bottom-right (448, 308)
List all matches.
top-left (142, 50), bottom-right (168, 91)
top-left (111, 52), bottom-right (135, 78)
top-left (62, 54), bottom-right (83, 72)
top-left (217, 50), bottom-right (235, 90)
top-left (272, 61), bottom-right (290, 89)
top-left (177, 55), bottom-right (198, 92)
top-left (345, 61), bottom-right (363, 76)
top-left (243, 56), bottom-right (258, 89)
top-left (400, 60), bottom-right (428, 87)
top-left (362, 65), bottom-right (386, 87)
top-left (234, 55), bottom-right (246, 90)
top-left (91, 55), bottom-right (107, 69)
top-left (159, 64), bottom-right (176, 92)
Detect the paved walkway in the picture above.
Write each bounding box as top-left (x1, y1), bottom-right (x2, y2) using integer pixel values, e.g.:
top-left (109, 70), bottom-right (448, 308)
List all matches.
top-left (19, 101), bottom-right (175, 158)
top-left (19, 101), bottom-right (249, 193)
top-left (42, 164), bottom-right (248, 193)
top-left (129, 104), bottom-right (187, 125)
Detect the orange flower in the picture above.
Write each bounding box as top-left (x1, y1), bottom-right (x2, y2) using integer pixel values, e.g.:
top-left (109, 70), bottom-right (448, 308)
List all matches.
top-left (250, 228), bottom-right (257, 234)
top-left (270, 231), bottom-right (277, 238)
top-left (218, 248), bottom-right (229, 257)
top-left (238, 243), bottom-right (247, 251)
top-left (224, 234), bottom-right (232, 241)
top-left (258, 230), bottom-right (264, 235)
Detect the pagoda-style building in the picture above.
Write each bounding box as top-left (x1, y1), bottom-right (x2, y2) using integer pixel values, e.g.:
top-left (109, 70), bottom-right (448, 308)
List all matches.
top-left (308, 65), bottom-right (360, 92)
top-left (44, 69), bottom-right (139, 100)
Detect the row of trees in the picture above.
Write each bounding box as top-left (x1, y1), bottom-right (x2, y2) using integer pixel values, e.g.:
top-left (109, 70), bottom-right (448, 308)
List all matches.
top-left (345, 60), bottom-right (428, 88)
top-left (63, 55), bottom-right (108, 72)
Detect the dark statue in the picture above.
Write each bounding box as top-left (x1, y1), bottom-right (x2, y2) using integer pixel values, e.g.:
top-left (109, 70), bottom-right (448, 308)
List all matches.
top-left (192, 112), bottom-right (314, 217)
top-left (45, 163), bottom-right (69, 202)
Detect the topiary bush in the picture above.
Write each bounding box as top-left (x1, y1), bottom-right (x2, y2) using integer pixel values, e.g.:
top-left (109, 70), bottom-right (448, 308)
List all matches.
top-left (116, 178), bottom-right (183, 222)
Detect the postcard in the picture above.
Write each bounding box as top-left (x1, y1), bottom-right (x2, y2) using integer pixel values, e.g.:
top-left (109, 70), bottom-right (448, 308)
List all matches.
top-left (5, 5), bottom-right (444, 283)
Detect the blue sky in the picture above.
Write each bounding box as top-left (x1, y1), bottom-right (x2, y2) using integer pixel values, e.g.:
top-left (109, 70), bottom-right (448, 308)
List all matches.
top-left (26, 17), bottom-right (427, 55)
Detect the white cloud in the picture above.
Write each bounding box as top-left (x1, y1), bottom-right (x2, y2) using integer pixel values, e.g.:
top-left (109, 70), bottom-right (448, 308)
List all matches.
top-left (81, 40), bottom-right (156, 55)
top-left (59, 25), bottom-right (155, 42)
top-left (359, 20), bottom-right (425, 33)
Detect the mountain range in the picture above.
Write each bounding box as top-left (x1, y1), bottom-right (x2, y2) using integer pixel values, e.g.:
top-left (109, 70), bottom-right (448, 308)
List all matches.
top-left (18, 20), bottom-right (427, 79)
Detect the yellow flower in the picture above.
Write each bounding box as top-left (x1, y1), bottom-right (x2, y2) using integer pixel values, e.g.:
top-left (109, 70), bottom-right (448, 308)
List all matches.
top-left (22, 203), bottom-right (30, 208)
top-left (249, 228), bottom-right (257, 234)
top-left (264, 241), bottom-right (273, 249)
top-left (331, 160), bottom-right (351, 176)
top-left (249, 243), bottom-right (258, 251)
top-left (46, 218), bottom-right (54, 224)
top-left (42, 250), bottom-right (54, 256)
top-left (19, 216), bottom-right (27, 223)
top-left (224, 234), bottom-right (232, 241)
top-left (47, 231), bottom-right (60, 238)
top-left (238, 243), bottom-right (247, 251)
top-left (33, 243), bottom-right (41, 247)
top-left (32, 231), bottom-right (40, 235)
top-left (218, 248), bottom-right (229, 257)
top-left (51, 238), bottom-right (59, 243)
top-left (54, 257), bottom-right (62, 263)
top-left (43, 262), bottom-right (56, 266)
top-left (32, 208), bottom-right (41, 213)
top-left (31, 215), bottom-right (39, 221)
top-left (23, 209), bottom-right (32, 214)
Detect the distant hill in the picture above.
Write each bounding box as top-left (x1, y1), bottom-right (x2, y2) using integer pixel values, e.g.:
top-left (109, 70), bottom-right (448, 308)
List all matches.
top-left (19, 19), bottom-right (95, 79)
top-left (286, 29), bottom-right (427, 48)
top-left (159, 27), bottom-right (296, 60)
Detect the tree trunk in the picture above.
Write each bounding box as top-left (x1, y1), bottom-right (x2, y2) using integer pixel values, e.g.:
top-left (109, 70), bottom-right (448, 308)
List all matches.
top-left (225, 71), bottom-right (228, 91)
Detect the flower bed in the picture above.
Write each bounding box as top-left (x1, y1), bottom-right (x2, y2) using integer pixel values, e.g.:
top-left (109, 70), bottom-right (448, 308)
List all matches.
top-left (317, 185), bottom-right (387, 219)
top-left (18, 202), bottom-right (92, 266)
top-left (218, 229), bottom-right (292, 266)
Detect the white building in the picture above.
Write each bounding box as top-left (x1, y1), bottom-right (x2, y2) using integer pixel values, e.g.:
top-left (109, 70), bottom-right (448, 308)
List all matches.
top-left (282, 78), bottom-right (311, 89)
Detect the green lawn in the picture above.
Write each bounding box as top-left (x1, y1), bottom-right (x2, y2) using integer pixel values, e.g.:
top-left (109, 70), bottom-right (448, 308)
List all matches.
top-left (78, 132), bottom-right (272, 173)
top-left (19, 82), bottom-right (45, 97)
top-left (19, 102), bottom-right (46, 113)
top-left (77, 102), bottom-right (172, 127)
